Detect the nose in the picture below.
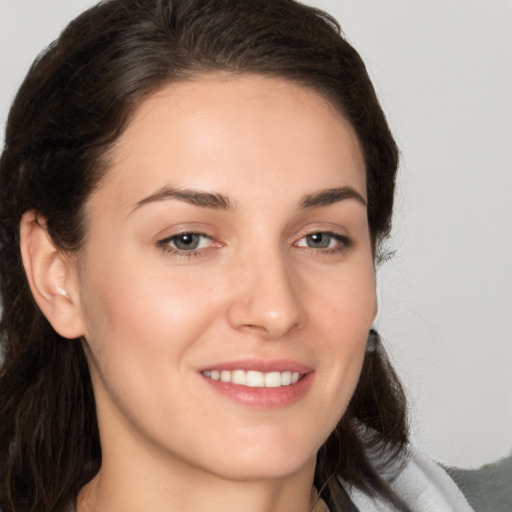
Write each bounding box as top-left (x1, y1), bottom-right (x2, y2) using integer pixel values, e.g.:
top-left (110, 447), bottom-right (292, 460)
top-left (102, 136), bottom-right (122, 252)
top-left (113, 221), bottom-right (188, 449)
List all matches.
top-left (226, 251), bottom-right (307, 340)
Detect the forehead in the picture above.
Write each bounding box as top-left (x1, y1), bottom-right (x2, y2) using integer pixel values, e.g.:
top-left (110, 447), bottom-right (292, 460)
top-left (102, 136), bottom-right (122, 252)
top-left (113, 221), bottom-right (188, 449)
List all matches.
top-left (94, 74), bottom-right (366, 213)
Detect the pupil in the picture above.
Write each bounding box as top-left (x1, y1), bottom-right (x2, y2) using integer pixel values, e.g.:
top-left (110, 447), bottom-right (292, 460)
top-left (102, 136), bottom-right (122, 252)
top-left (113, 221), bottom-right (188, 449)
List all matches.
top-left (307, 233), bottom-right (329, 248)
top-left (175, 233), bottom-right (199, 250)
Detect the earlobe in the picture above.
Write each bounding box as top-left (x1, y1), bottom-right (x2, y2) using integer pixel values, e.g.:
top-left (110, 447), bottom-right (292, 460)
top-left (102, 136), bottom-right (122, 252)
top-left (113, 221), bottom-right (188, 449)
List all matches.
top-left (19, 210), bottom-right (85, 339)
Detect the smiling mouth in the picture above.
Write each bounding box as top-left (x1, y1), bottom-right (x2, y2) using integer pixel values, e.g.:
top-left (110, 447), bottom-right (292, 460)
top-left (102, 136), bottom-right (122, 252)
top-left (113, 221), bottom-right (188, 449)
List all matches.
top-left (201, 369), bottom-right (302, 388)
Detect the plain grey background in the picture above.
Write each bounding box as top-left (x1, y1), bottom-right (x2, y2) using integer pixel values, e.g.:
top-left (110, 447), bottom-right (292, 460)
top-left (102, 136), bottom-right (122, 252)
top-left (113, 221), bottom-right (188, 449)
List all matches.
top-left (1, 0), bottom-right (511, 469)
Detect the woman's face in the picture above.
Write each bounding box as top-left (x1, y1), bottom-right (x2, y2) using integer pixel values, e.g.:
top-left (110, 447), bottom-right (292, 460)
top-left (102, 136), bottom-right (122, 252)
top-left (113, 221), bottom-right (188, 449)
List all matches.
top-left (75, 75), bottom-right (376, 482)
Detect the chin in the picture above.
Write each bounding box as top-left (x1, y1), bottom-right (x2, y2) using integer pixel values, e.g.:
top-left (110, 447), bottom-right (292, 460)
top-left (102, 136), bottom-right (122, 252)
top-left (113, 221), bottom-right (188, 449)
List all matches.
top-left (194, 430), bottom-right (322, 482)
top-left (208, 453), bottom-right (317, 482)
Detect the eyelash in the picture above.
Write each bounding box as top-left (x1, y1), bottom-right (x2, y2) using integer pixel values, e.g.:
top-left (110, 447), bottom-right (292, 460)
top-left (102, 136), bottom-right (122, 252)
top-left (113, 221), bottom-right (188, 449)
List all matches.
top-left (294, 231), bottom-right (352, 255)
top-left (157, 231), bottom-right (352, 258)
top-left (157, 232), bottom-right (217, 258)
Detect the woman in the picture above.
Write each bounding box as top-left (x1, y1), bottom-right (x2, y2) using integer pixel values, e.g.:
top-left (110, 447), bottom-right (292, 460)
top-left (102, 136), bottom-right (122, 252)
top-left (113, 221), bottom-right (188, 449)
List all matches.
top-left (0, 1), bottom-right (476, 511)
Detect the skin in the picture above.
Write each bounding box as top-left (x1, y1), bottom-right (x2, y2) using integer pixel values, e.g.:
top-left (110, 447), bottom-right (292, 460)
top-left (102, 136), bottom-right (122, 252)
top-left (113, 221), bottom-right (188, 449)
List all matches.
top-left (22, 74), bottom-right (376, 512)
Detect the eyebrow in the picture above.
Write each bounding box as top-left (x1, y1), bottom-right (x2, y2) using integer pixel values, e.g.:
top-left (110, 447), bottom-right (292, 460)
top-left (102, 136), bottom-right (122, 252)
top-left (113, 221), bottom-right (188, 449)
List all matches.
top-left (132, 187), bottom-right (233, 212)
top-left (299, 186), bottom-right (367, 209)
top-left (132, 185), bottom-right (366, 213)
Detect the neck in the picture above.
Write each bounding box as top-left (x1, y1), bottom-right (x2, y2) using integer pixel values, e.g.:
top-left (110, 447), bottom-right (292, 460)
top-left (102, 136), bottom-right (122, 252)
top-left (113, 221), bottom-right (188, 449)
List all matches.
top-left (77, 459), bottom-right (318, 512)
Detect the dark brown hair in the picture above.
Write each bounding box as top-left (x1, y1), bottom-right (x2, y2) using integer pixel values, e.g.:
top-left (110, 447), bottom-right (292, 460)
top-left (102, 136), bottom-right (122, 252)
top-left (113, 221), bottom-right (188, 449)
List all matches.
top-left (0, 1), bottom-right (408, 511)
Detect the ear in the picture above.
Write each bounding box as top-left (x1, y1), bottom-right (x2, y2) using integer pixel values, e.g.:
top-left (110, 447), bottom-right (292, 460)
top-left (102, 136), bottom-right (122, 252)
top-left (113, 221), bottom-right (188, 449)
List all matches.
top-left (20, 210), bottom-right (85, 339)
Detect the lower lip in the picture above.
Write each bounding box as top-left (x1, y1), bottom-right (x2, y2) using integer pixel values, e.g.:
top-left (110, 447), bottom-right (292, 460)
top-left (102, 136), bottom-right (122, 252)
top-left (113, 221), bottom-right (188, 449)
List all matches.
top-left (201, 372), bottom-right (314, 409)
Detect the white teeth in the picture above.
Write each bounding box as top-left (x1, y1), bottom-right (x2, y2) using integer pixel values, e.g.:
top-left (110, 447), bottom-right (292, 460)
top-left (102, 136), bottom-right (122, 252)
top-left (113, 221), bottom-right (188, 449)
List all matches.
top-left (264, 371), bottom-right (282, 388)
top-left (246, 370), bottom-right (264, 387)
top-left (202, 369), bottom-right (303, 388)
top-left (281, 371), bottom-right (292, 386)
top-left (231, 369), bottom-right (246, 385)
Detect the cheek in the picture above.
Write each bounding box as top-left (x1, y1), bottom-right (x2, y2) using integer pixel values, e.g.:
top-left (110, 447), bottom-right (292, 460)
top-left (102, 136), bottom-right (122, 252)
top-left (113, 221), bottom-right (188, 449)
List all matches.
top-left (77, 251), bottom-right (220, 378)
top-left (304, 258), bottom-right (375, 405)
top-left (306, 256), bottom-right (376, 336)
top-left (83, 221), bottom-right (213, 319)
top-left (77, 256), bottom-right (223, 430)
top-left (331, 265), bottom-right (375, 361)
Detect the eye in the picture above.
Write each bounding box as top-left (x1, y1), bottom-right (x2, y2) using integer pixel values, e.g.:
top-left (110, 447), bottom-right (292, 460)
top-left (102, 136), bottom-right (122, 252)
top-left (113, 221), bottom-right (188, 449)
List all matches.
top-left (295, 232), bottom-right (350, 252)
top-left (158, 232), bottom-right (212, 252)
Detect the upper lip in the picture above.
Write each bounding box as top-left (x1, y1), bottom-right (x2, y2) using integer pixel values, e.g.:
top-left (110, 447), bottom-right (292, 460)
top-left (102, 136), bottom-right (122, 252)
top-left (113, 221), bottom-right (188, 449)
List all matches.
top-left (198, 359), bottom-right (313, 374)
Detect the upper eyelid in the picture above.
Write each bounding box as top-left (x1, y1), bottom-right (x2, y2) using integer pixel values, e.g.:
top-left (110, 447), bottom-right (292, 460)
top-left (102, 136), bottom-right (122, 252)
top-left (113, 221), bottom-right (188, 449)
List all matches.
top-left (157, 228), bottom-right (213, 242)
top-left (160, 230), bottom-right (211, 239)
top-left (155, 224), bottom-right (353, 249)
top-left (158, 231), bottom-right (213, 246)
top-left (294, 227), bottom-right (349, 241)
top-left (156, 232), bottom-right (218, 258)
top-left (294, 231), bottom-right (350, 244)
top-left (156, 228), bottom-right (349, 242)
top-left (157, 228), bottom-right (346, 239)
